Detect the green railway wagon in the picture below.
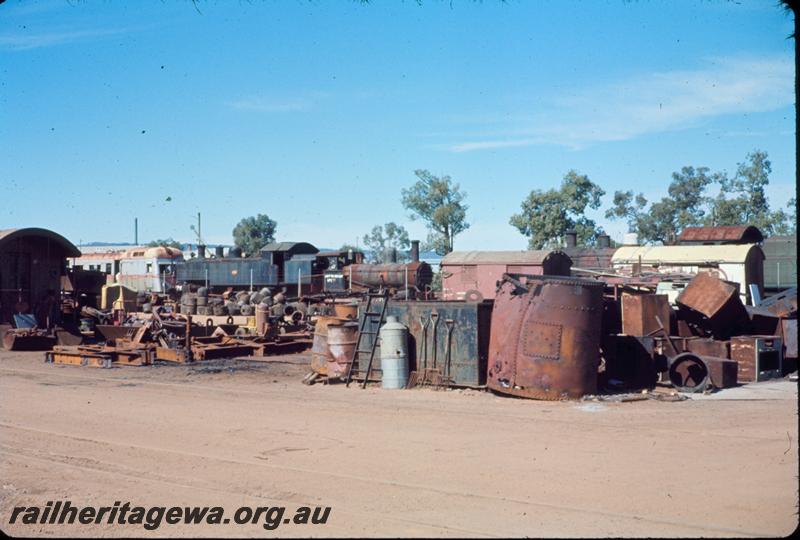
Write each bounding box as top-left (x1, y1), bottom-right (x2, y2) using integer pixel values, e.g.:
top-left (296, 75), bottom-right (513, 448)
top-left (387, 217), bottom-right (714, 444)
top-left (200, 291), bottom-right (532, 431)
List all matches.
top-left (763, 235), bottom-right (797, 291)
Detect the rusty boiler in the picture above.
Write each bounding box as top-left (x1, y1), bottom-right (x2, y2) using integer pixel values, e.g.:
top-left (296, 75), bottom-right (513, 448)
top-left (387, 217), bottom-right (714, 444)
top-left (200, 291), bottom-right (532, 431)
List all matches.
top-left (345, 262), bottom-right (433, 291)
top-left (487, 274), bottom-right (604, 400)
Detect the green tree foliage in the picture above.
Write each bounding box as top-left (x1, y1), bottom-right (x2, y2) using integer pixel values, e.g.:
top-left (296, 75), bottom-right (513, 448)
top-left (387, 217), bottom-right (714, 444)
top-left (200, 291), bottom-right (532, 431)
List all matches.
top-left (606, 166), bottom-right (718, 244)
top-left (786, 197), bottom-right (797, 234)
top-left (362, 222), bottom-right (410, 263)
top-left (232, 214), bottom-right (277, 256)
top-left (707, 151), bottom-right (792, 235)
top-left (147, 238), bottom-right (182, 249)
top-left (401, 170), bottom-right (469, 255)
top-left (510, 170), bottom-right (605, 249)
top-left (607, 151), bottom-right (792, 243)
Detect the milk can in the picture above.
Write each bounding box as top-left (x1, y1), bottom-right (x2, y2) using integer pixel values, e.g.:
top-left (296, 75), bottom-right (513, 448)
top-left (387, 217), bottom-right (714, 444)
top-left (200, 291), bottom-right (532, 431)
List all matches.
top-left (380, 316), bottom-right (409, 389)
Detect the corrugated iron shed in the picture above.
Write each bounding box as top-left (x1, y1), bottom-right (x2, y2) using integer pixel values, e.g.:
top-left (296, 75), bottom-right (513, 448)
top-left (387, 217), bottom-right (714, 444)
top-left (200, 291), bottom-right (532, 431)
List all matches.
top-left (678, 225), bottom-right (763, 244)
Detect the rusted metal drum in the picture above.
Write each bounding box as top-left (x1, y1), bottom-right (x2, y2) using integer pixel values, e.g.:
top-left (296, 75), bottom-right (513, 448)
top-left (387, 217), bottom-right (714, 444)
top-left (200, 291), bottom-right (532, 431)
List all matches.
top-left (326, 321), bottom-right (359, 378)
top-left (345, 262), bottom-right (433, 290)
top-left (310, 316), bottom-right (348, 375)
top-left (487, 274), bottom-right (605, 400)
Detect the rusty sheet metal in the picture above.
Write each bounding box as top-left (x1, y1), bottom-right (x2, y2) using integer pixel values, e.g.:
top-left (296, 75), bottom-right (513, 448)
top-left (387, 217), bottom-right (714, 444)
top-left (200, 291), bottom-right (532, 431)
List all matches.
top-left (326, 321), bottom-right (359, 378)
top-left (758, 287), bottom-right (797, 318)
top-left (345, 262), bottom-right (433, 291)
top-left (621, 293), bottom-right (672, 336)
top-left (676, 272), bottom-right (749, 338)
top-left (487, 274), bottom-right (604, 400)
top-left (310, 316), bottom-right (349, 375)
top-left (685, 337), bottom-right (730, 359)
top-left (678, 225), bottom-right (763, 244)
top-left (730, 335), bottom-right (782, 382)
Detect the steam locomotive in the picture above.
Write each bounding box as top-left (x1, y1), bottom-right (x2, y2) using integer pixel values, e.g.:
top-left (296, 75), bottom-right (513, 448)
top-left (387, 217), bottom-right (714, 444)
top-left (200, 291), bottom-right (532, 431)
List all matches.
top-left (175, 241), bottom-right (433, 296)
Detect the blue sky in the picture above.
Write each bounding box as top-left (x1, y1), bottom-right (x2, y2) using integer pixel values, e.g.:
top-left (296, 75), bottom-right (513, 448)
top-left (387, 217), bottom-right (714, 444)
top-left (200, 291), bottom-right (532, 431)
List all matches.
top-left (0, 0), bottom-right (795, 250)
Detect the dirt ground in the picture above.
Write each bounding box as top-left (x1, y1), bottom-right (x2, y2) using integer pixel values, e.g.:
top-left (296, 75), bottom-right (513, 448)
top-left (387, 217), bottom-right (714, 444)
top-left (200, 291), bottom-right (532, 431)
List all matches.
top-left (0, 349), bottom-right (797, 538)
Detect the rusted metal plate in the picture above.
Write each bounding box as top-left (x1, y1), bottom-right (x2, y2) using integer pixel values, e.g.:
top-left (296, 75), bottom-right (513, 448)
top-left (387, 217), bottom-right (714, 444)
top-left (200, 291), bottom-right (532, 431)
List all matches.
top-left (487, 274), bottom-right (604, 400)
top-left (685, 337), bottom-right (729, 359)
top-left (730, 335), bottom-right (782, 382)
top-left (676, 272), bottom-right (749, 339)
top-left (621, 293), bottom-right (672, 337)
top-left (758, 287), bottom-right (797, 318)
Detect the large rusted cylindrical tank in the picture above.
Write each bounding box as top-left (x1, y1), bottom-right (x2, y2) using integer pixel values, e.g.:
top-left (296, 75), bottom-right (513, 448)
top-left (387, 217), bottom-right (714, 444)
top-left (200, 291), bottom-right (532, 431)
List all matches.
top-left (345, 262), bottom-right (433, 290)
top-left (487, 274), bottom-right (605, 400)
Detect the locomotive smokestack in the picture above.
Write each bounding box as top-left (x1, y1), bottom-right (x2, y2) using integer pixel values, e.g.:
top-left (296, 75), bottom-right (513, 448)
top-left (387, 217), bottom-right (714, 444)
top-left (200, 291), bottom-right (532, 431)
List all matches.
top-left (565, 230), bottom-right (577, 248)
top-left (197, 244), bottom-right (206, 259)
top-left (597, 234), bottom-right (610, 249)
top-left (410, 240), bottom-right (420, 262)
top-left (215, 245), bottom-right (224, 258)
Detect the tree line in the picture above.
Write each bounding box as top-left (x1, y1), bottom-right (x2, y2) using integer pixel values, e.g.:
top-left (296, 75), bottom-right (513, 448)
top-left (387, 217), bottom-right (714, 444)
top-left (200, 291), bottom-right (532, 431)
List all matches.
top-left (169, 148), bottom-right (793, 259)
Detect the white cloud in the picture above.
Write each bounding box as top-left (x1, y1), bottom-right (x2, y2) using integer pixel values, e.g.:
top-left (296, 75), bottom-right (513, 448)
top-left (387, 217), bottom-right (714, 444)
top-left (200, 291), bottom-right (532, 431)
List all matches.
top-left (227, 97), bottom-right (313, 113)
top-left (446, 56), bottom-right (794, 152)
top-left (0, 28), bottom-right (127, 50)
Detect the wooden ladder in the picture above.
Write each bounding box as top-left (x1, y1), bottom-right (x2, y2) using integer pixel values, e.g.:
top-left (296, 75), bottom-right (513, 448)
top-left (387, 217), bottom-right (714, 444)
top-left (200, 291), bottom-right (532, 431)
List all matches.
top-left (345, 291), bottom-right (389, 389)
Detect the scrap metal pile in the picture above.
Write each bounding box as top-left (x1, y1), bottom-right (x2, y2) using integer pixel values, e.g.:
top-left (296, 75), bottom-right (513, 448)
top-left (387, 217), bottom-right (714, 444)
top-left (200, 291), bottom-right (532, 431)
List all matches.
top-left (484, 272), bottom-right (796, 400)
top-left (36, 298), bottom-right (316, 368)
top-left (599, 274), bottom-right (796, 394)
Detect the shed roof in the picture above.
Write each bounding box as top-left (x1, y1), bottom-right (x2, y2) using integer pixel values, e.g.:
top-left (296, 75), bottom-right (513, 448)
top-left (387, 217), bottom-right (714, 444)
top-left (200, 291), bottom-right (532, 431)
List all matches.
top-left (678, 225), bottom-right (763, 244)
top-left (0, 227), bottom-right (80, 257)
top-left (441, 250), bottom-right (567, 265)
top-left (260, 242), bottom-right (318, 255)
top-left (611, 244), bottom-right (763, 265)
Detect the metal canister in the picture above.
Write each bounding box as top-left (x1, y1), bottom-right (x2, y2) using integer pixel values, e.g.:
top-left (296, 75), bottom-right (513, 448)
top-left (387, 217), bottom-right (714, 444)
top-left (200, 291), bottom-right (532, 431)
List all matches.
top-left (487, 274), bottom-right (604, 400)
top-left (333, 302), bottom-right (358, 320)
top-left (310, 316), bottom-right (348, 375)
top-left (326, 321), bottom-right (359, 378)
top-left (380, 315), bottom-right (409, 389)
top-left (255, 302), bottom-right (270, 335)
